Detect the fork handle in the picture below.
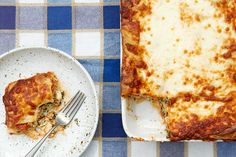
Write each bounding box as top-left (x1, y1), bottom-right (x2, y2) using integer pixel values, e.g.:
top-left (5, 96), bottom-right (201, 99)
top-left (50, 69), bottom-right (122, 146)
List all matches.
top-left (25, 125), bottom-right (58, 157)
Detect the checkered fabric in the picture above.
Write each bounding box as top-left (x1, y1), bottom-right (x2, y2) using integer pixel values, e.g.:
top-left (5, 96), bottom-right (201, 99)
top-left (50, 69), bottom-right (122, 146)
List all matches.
top-left (0, 0), bottom-right (235, 157)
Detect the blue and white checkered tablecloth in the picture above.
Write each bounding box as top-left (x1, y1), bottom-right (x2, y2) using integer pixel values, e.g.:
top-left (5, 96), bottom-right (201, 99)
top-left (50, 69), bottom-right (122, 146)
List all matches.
top-left (0, 0), bottom-right (235, 157)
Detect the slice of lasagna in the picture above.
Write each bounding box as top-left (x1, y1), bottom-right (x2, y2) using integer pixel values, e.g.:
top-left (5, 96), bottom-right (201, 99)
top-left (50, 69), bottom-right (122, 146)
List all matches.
top-left (3, 72), bottom-right (65, 139)
top-left (121, 0), bottom-right (236, 141)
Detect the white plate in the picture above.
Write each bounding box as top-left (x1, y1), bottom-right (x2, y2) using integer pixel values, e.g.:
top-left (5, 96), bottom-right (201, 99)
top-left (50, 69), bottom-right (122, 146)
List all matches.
top-left (0, 47), bottom-right (99, 157)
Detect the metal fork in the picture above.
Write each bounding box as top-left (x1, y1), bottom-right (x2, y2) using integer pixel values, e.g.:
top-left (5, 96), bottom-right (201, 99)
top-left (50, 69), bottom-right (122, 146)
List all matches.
top-left (25, 90), bottom-right (86, 157)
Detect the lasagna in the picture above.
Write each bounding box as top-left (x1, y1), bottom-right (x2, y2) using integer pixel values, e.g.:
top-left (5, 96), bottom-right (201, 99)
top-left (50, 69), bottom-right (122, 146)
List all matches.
top-left (121, 0), bottom-right (236, 141)
top-left (3, 72), bottom-right (65, 139)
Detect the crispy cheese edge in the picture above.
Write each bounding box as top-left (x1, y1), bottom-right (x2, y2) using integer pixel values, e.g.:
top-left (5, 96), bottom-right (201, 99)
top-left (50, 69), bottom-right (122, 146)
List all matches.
top-left (120, 0), bottom-right (152, 97)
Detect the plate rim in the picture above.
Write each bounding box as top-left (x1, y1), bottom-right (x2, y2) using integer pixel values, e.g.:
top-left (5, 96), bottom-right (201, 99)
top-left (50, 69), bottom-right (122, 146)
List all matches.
top-left (0, 46), bottom-right (99, 156)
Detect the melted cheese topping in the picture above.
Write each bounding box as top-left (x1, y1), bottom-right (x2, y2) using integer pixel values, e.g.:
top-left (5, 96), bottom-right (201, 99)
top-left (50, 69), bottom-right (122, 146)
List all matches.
top-left (121, 0), bottom-right (236, 140)
top-left (137, 0), bottom-right (236, 140)
top-left (138, 0), bottom-right (235, 98)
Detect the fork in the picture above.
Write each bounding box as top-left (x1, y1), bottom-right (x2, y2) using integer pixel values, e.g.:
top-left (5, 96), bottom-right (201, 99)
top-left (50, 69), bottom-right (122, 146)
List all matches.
top-left (25, 90), bottom-right (86, 157)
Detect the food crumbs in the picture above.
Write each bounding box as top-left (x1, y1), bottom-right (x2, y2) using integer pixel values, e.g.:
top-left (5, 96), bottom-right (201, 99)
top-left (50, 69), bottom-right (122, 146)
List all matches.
top-left (75, 118), bottom-right (80, 126)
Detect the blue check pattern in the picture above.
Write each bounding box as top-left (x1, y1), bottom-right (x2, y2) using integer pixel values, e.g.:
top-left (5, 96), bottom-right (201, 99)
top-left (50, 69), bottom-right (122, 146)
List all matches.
top-left (0, 0), bottom-right (235, 157)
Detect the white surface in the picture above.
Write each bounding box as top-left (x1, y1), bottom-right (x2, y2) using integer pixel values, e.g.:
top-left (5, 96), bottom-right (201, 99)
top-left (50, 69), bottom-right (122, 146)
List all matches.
top-left (81, 140), bottom-right (99, 157)
top-left (18, 31), bottom-right (45, 47)
top-left (75, 32), bottom-right (101, 57)
top-left (0, 47), bottom-right (99, 157)
top-left (122, 98), bottom-right (167, 141)
top-left (75, 0), bottom-right (100, 3)
top-left (18, 0), bottom-right (44, 3)
top-left (131, 141), bottom-right (157, 157)
top-left (188, 142), bottom-right (214, 157)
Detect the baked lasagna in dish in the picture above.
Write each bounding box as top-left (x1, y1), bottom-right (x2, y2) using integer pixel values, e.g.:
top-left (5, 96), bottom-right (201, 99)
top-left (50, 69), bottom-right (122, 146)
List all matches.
top-left (121, 0), bottom-right (236, 141)
top-left (3, 72), bottom-right (65, 139)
